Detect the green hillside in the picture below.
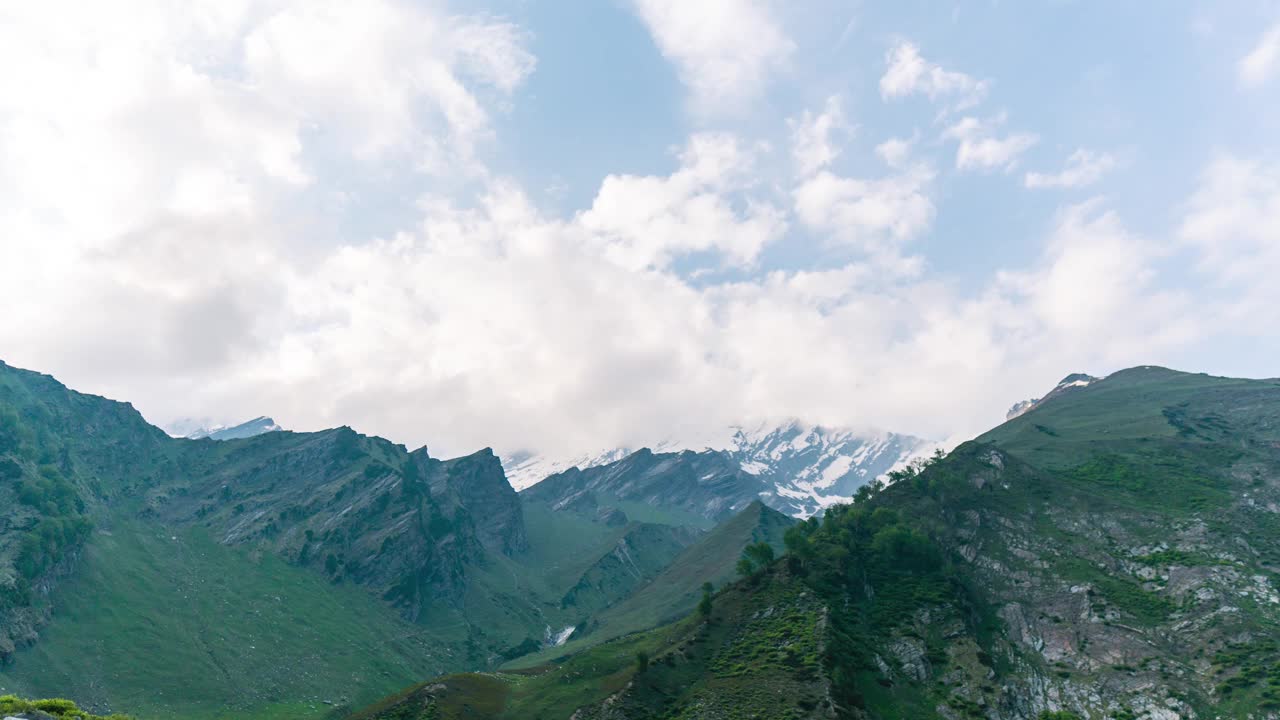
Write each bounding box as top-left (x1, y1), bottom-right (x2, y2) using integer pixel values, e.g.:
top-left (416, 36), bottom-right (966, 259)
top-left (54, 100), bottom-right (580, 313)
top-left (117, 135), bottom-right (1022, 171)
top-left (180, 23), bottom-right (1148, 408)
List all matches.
top-left (357, 367), bottom-right (1280, 719)
top-left (350, 566), bottom-right (832, 720)
top-left (0, 515), bottom-right (461, 720)
top-left (0, 360), bottom-right (783, 719)
top-left (511, 500), bottom-right (793, 667)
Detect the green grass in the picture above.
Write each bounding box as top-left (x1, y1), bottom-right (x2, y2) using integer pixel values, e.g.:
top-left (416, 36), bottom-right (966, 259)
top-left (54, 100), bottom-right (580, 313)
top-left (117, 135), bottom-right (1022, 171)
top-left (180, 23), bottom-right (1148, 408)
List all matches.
top-left (0, 516), bottom-right (463, 720)
top-left (354, 570), bottom-right (831, 720)
top-left (506, 502), bottom-right (792, 668)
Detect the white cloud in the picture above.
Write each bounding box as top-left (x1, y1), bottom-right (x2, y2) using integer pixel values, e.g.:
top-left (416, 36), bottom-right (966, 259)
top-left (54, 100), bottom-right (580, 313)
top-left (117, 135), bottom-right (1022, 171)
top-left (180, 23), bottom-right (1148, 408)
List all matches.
top-left (792, 163), bottom-right (936, 261)
top-left (943, 114), bottom-right (1038, 172)
top-left (1239, 22), bottom-right (1280, 88)
top-left (629, 0), bottom-right (794, 111)
top-left (879, 41), bottom-right (988, 109)
top-left (788, 96), bottom-right (851, 176)
top-left (0, 0), bottom-right (1267, 469)
top-left (578, 133), bottom-right (787, 269)
top-left (1179, 155), bottom-right (1280, 327)
top-left (1024, 149), bottom-right (1118, 189)
top-left (875, 135), bottom-right (916, 169)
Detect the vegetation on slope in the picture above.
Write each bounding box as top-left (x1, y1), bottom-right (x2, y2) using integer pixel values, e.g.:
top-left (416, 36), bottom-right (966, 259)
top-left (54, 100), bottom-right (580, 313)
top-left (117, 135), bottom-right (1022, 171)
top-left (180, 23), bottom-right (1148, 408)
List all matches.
top-left (350, 566), bottom-right (833, 720)
top-left (0, 695), bottom-right (131, 720)
top-left (357, 366), bottom-right (1280, 720)
top-left (0, 516), bottom-right (458, 720)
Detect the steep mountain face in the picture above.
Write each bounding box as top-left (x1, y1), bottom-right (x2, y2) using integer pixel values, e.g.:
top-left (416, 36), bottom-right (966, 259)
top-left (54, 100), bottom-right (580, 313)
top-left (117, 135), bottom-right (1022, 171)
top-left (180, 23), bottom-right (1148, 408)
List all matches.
top-left (0, 361), bottom-right (534, 715)
top-left (1005, 372), bottom-right (1098, 420)
top-left (148, 431), bottom-right (527, 619)
top-left (522, 448), bottom-right (764, 523)
top-left (506, 422), bottom-right (927, 518)
top-left (557, 522), bottom-right (702, 616)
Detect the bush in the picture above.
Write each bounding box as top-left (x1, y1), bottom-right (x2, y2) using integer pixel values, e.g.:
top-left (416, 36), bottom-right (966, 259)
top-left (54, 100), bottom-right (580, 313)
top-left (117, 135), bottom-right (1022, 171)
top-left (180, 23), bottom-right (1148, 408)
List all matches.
top-left (0, 694), bottom-right (132, 719)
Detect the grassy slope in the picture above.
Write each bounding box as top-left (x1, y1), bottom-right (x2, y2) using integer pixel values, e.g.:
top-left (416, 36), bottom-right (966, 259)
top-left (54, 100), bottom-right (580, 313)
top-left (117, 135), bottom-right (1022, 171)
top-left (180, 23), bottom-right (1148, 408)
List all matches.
top-left (506, 501), bottom-right (792, 669)
top-left (350, 569), bottom-right (830, 720)
top-left (357, 367), bottom-right (1280, 719)
top-left (0, 515), bottom-right (462, 720)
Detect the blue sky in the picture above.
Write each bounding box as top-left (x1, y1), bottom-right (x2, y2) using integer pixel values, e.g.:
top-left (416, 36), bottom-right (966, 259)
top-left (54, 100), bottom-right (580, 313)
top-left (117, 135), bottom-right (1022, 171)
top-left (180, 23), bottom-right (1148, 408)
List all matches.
top-left (0, 0), bottom-right (1277, 458)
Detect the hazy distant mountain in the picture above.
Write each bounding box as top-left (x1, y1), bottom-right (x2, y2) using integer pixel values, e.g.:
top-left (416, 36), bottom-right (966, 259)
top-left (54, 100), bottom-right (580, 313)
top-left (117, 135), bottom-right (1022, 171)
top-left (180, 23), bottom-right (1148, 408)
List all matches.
top-left (166, 415), bottom-right (283, 440)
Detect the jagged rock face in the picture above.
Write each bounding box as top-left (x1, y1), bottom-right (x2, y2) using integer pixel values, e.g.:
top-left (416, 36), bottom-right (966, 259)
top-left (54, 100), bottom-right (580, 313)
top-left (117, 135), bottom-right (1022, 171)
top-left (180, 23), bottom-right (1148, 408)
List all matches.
top-left (523, 448), bottom-right (763, 522)
top-left (149, 432), bottom-right (532, 619)
top-left (0, 360), bottom-right (530, 640)
top-left (865, 368), bottom-right (1280, 718)
top-left (421, 447), bottom-right (527, 556)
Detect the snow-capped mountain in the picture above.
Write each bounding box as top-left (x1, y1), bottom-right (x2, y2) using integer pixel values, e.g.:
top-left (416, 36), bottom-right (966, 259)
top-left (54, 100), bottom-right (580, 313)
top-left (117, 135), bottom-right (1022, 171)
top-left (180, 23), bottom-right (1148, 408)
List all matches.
top-left (504, 421), bottom-right (930, 518)
top-left (503, 447), bottom-right (635, 491)
top-left (166, 416), bottom-right (283, 441)
top-left (726, 422), bottom-right (929, 516)
top-left (1006, 373), bottom-right (1098, 420)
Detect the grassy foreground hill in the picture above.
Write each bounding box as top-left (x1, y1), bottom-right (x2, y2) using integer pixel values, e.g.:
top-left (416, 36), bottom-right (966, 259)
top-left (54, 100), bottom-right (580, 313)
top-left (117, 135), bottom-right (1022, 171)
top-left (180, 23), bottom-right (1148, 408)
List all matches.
top-left (356, 366), bottom-right (1280, 719)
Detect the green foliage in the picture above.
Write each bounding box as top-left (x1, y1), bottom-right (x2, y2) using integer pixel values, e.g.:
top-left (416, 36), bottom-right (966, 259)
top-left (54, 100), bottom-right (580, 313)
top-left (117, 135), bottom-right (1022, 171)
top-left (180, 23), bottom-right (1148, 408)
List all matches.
top-left (635, 650), bottom-right (650, 674)
top-left (1037, 712), bottom-right (1082, 720)
top-left (0, 694), bottom-right (131, 720)
top-left (697, 582), bottom-right (713, 618)
top-left (737, 541), bottom-right (776, 578)
top-left (1063, 449), bottom-right (1231, 513)
top-left (778, 494), bottom-right (956, 710)
top-left (0, 518), bottom-right (453, 720)
top-left (9, 460), bottom-right (93, 581)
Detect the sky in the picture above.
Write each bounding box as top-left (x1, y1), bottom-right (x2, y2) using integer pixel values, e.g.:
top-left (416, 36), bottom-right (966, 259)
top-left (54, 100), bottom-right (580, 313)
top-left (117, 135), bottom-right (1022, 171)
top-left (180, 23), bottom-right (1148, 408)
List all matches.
top-left (1, 0), bottom-right (1278, 460)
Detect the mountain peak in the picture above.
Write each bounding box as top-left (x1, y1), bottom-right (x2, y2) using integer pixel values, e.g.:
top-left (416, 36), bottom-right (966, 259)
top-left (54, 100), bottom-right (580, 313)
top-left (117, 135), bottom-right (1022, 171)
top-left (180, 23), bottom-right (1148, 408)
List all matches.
top-left (1006, 372), bottom-right (1099, 420)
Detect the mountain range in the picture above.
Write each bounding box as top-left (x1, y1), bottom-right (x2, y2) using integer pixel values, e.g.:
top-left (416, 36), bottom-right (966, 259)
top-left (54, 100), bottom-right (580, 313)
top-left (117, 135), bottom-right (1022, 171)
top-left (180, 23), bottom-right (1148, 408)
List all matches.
top-left (507, 422), bottom-right (929, 518)
top-left (5, 360), bottom-right (1280, 720)
top-left (360, 366), bottom-right (1280, 720)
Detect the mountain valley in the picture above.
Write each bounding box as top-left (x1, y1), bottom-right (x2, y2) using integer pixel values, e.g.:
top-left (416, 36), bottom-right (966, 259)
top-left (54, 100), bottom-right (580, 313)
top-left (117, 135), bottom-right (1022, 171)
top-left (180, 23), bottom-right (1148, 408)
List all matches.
top-left (4, 361), bottom-right (1280, 720)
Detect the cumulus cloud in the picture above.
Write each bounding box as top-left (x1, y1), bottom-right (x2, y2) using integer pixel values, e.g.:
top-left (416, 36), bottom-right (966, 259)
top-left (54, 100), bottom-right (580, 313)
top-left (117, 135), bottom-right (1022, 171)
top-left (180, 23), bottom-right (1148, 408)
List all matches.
top-left (788, 96), bottom-right (851, 176)
top-left (1179, 155), bottom-right (1280, 327)
top-left (1025, 149), bottom-right (1118, 189)
top-left (629, 0), bottom-right (794, 111)
top-left (578, 133), bottom-right (787, 269)
top-left (875, 135), bottom-right (917, 169)
top-left (0, 0), bottom-right (1264, 467)
top-left (792, 165), bottom-right (936, 262)
top-left (943, 114), bottom-right (1038, 172)
top-left (1239, 22), bottom-right (1280, 88)
top-left (879, 41), bottom-right (988, 109)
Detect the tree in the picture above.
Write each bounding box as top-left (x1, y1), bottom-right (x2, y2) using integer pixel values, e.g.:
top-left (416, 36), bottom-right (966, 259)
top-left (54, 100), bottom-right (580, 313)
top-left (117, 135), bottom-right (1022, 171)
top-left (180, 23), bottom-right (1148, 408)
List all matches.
top-left (635, 650), bottom-right (649, 674)
top-left (698, 582), bottom-right (713, 618)
top-left (737, 542), bottom-right (776, 579)
top-left (744, 541), bottom-right (774, 567)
